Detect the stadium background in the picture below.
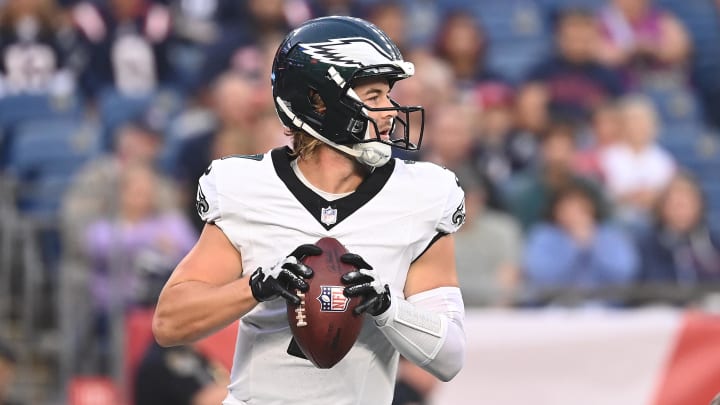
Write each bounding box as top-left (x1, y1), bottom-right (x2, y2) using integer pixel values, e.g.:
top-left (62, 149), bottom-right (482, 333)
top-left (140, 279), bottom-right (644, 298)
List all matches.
top-left (0, 0), bottom-right (720, 403)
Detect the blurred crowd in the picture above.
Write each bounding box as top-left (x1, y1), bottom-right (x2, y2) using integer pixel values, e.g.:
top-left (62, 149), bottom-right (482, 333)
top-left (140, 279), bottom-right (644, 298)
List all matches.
top-left (1, 0), bottom-right (720, 403)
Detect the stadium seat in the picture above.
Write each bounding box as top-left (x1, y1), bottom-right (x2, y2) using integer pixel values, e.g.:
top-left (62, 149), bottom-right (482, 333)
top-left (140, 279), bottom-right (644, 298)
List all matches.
top-left (0, 93), bottom-right (84, 168)
top-left (643, 84), bottom-right (704, 127)
top-left (7, 118), bottom-right (100, 219)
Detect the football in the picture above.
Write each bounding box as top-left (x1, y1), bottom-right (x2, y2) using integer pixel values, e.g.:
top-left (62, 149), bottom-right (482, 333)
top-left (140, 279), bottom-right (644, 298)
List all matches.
top-left (287, 237), bottom-right (364, 368)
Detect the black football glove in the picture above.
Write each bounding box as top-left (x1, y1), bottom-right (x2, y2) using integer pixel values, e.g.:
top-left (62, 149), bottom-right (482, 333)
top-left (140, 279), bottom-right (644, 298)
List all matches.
top-left (341, 253), bottom-right (391, 316)
top-left (250, 244), bottom-right (322, 305)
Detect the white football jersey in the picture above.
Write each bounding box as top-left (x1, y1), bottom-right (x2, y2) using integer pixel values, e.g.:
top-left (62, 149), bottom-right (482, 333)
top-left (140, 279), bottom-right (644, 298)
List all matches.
top-left (197, 147), bottom-right (465, 405)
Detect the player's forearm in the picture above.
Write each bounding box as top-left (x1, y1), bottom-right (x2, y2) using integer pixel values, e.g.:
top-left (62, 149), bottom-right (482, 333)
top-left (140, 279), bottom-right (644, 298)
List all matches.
top-left (373, 287), bottom-right (466, 382)
top-left (153, 277), bottom-right (256, 346)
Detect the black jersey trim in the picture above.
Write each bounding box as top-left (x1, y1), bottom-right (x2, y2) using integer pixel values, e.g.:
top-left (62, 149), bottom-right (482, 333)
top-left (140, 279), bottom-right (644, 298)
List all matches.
top-left (412, 232), bottom-right (448, 263)
top-left (271, 146), bottom-right (395, 230)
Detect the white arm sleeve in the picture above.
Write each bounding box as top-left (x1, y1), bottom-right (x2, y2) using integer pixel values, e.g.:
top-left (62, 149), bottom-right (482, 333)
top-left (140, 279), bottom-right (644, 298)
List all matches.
top-left (373, 286), bottom-right (465, 381)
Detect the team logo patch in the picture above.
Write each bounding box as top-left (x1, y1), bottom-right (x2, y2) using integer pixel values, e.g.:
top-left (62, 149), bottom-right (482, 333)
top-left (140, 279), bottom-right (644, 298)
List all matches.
top-left (321, 206), bottom-right (337, 225)
top-left (300, 37), bottom-right (394, 68)
top-left (317, 286), bottom-right (349, 312)
top-left (196, 185), bottom-right (209, 216)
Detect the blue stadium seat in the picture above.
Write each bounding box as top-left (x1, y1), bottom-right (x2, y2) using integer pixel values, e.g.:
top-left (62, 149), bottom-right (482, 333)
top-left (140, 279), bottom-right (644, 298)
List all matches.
top-left (643, 84), bottom-right (704, 127)
top-left (0, 93), bottom-right (84, 168)
top-left (7, 118), bottom-right (100, 219)
top-left (0, 93), bottom-right (83, 131)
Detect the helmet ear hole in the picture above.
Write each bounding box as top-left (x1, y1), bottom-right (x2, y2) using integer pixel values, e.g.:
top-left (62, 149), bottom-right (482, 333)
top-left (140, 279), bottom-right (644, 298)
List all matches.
top-left (308, 89), bottom-right (327, 115)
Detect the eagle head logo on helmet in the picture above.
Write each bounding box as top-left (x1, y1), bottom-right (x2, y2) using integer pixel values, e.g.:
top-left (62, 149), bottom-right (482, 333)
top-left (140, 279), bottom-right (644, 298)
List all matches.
top-left (271, 16), bottom-right (424, 167)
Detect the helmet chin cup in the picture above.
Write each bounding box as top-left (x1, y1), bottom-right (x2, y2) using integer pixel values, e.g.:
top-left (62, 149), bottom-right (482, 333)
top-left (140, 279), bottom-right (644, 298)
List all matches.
top-left (353, 142), bottom-right (391, 167)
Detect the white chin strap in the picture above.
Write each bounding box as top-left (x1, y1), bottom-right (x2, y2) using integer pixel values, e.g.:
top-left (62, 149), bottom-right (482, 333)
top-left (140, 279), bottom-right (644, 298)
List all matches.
top-left (275, 95), bottom-right (391, 167)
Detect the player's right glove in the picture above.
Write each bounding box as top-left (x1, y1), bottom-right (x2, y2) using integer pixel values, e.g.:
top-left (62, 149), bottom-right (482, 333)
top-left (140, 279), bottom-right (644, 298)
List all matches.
top-left (250, 244), bottom-right (322, 305)
top-left (341, 253), bottom-right (391, 316)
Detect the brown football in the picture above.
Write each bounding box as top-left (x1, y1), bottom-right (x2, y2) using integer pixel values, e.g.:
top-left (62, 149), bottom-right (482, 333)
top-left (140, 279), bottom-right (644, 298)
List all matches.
top-left (287, 237), bottom-right (364, 368)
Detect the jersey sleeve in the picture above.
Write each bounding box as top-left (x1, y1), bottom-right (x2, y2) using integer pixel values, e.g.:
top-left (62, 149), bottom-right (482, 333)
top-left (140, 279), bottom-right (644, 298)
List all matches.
top-left (195, 162), bottom-right (221, 224)
top-left (436, 170), bottom-right (466, 234)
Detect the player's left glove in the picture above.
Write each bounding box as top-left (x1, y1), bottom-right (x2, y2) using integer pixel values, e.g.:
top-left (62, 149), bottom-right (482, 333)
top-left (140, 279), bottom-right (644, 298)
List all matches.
top-left (341, 253), bottom-right (391, 316)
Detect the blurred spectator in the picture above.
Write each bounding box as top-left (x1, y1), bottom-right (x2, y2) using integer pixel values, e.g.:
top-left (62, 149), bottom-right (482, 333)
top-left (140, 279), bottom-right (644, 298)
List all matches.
top-left (454, 168), bottom-right (523, 307)
top-left (420, 103), bottom-right (476, 170)
top-left (0, 340), bottom-right (18, 405)
top-left (161, 0), bottom-right (246, 91)
top-left (636, 172), bottom-right (720, 287)
top-left (523, 184), bottom-right (638, 305)
top-left (191, 0), bottom-right (307, 90)
top-left (72, 0), bottom-right (174, 96)
top-left (506, 120), bottom-right (607, 230)
top-left (525, 8), bottom-right (624, 122)
top-left (82, 162), bottom-right (195, 370)
top-left (173, 71), bottom-right (278, 230)
top-left (434, 11), bottom-right (507, 93)
top-left (472, 82), bottom-right (536, 190)
top-left (596, 0), bottom-right (692, 87)
top-left (135, 341), bottom-right (229, 405)
top-left (574, 101), bottom-right (623, 182)
top-left (0, 0), bottom-right (77, 96)
top-left (62, 117), bottom-right (179, 258)
top-left (364, 1), bottom-right (408, 54)
top-left (599, 94), bottom-right (675, 229)
top-left (308, 0), bottom-right (362, 19)
top-left (83, 163), bottom-right (195, 311)
top-left (514, 82), bottom-right (550, 138)
top-left (392, 357), bottom-right (438, 405)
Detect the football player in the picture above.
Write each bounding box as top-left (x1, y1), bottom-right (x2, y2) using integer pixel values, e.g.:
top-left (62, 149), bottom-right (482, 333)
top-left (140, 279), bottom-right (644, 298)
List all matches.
top-left (153, 16), bottom-right (467, 404)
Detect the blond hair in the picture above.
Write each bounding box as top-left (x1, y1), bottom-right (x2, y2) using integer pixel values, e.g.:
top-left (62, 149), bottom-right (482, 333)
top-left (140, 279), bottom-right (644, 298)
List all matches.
top-left (285, 90), bottom-right (326, 159)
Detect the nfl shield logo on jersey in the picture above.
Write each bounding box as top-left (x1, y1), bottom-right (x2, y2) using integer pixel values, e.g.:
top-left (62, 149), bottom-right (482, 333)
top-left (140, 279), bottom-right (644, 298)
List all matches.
top-left (317, 286), bottom-right (349, 312)
top-left (320, 206), bottom-right (337, 225)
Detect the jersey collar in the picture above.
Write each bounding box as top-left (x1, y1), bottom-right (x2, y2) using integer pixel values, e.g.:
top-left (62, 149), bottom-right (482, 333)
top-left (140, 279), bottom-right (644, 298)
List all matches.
top-left (271, 146), bottom-right (395, 230)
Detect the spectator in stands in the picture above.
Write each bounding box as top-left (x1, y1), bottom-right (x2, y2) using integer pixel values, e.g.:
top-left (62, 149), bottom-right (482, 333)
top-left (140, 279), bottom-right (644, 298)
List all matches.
top-left (472, 82), bottom-right (536, 190)
top-left (72, 0), bottom-right (174, 96)
top-left (0, 340), bottom-right (17, 405)
top-left (83, 163), bottom-right (195, 311)
top-left (82, 162), bottom-right (195, 371)
top-left (525, 8), bottom-right (624, 123)
top-left (308, 0), bottom-right (362, 19)
top-left (596, 0), bottom-right (692, 88)
top-left (173, 71), bottom-right (275, 230)
top-left (135, 341), bottom-right (229, 405)
top-left (62, 117), bottom-right (179, 257)
top-left (0, 0), bottom-right (77, 96)
top-left (600, 95), bottom-right (675, 230)
top-left (454, 168), bottom-right (523, 307)
top-left (523, 184), bottom-right (638, 306)
top-left (194, 0), bottom-right (305, 92)
top-left (506, 120), bottom-right (607, 230)
top-left (364, 1), bottom-right (409, 55)
top-left (419, 103), bottom-right (476, 170)
top-left (434, 10), bottom-right (507, 93)
top-left (514, 83), bottom-right (550, 139)
top-left (161, 0), bottom-right (246, 91)
top-left (636, 172), bottom-right (720, 287)
top-left (574, 101), bottom-right (623, 182)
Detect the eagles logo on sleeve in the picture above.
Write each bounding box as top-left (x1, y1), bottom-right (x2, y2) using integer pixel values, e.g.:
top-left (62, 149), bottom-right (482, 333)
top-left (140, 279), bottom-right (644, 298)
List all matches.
top-left (196, 185), bottom-right (209, 216)
top-left (452, 200), bottom-right (466, 227)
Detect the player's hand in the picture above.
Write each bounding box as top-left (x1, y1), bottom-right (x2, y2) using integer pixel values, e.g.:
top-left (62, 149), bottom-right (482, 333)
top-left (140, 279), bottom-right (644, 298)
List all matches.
top-left (250, 244), bottom-right (322, 305)
top-left (341, 253), bottom-right (391, 316)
